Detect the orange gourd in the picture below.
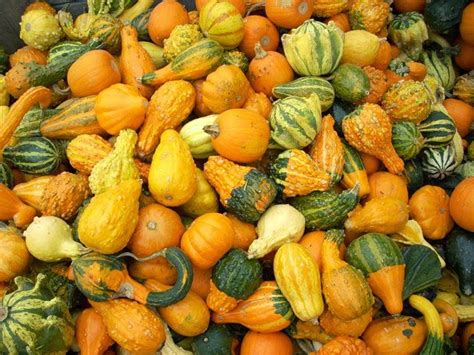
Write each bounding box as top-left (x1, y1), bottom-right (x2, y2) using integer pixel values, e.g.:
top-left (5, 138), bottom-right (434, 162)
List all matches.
top-left (460, 3), bottom-right (474, 46)
top-left (368, 171), bottom-right (409, 203)
top-left (409, 185), bottom-right (454, 240)
top-left (449, 177), bottom-right (474, 232)
top-left (265, 0), bottom-right (314, 29)
top-left (202, 65), bottom-right (250, 113)
top-left (13, 175), bottom-right (54, 211)
top-left (239, 16), bottom-right (279, 58)
top-left (317, 336), bottom-right (372, 355)
top-left (372, 39), bottom-right (392, 70)
top-left (148, 0), bottom-right (189, 45)
top-left (320, 308), bottom-right (373, 338)
top-left (240, 331), bottom-right (293, 355)
top-left (462, 322), bottom-right (474, 354)
top-left (95, 83), bottom-right (148, 135)
top-left (443, 98), bottom-right (473, 138)
top-left (0, 184), bottom-right (36, 228)
top-left (325, 13), bottom-right (351, 32)
top-left (129, 257), bottom-right (177, 285)
top-left (204, 108), bottom-right (270, 163)
top-left (359, 66), bottom-right (389, 104)
top-left (433, 299), bottom-right (458, 337)
top-left (299, 231), bottom-right (345, 270)
top-left (180, 213), bottom-right (235, 269)
top-left (385, 62), bottom-right (427, 86)
top-left (193, 79), bottom-right (212, 116)
top-left (227, 213), bottom-right (257, 250)
top-left (455, 39), bottom-right (474, 70)
top-left (393, 0), bottom-right (425, 13)
top-left (190, 265), bottom-right (212, 299)
top-left (0, 230), bottom-right (30, 282)
top-left (128, 204), bottom-right (185, 257)
top-left (248, 42), bottom-right (294, 97)
top-left (360, 153), bottom-right (380, 175)
top-left (196, 0), bottom-right (246, 15)
top-left (243, 87), bottom-right (272, 119)
top-left (9, 46), bottom-right (47, 66)
top-left (119, 25), bottom-right (156, 99)
top-left (68, 50), bottom-right (121, 97)
top-left (75, 308), bottom-right (114, 355)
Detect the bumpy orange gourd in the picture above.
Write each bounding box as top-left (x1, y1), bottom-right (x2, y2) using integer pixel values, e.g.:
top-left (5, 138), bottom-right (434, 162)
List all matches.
top-left (320, 308), bottom-right (373, 338)
top-left (345, 196), bottom-right (409, 235)
top-left (119, 25), bottom-right (155, 98)
top-left (0, 183), bottom-right (36, 228)
top-left (9, 46), bottom-right (47, 66)
top-left (313, 0), bottom-right (348, 17)
top-left (243, 87), bottom-right (273, 119)
top-left (359, 66), bottom-right (389, 104)
top-left (180, 213), bottom-right (234, 269)
top-left (317, 336), bottom-right (373, 355)
top-left (0, 230), bottom-right (30, 282)
top-left (239, 16), bottom-right (279, 58)
top-left (265, 0), bottom-right (314, 29)
top-left (448, 177), bottom-right (474, 232)
top-left (137, 80), bottom-right (195, 158)
top-left (12, 175), bottom-right (54, 211)
top-left (349, 0), bottom-right (390, 34)
top-left (368, 171), bottom-right (409, 204)
top-left (240, 331), bottom-right (294, 355)
top-left (342, 103), bottom-right (404, 174)
top-left (147, 0), bottom-right (189, 45)
top-left (409, 185), bottom-right (454, 240)
top-left (75, 308), bottom-right (115, 355)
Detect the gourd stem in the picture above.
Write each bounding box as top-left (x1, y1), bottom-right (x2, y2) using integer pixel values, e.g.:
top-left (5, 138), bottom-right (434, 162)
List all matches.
top-left (254, 42), bottom-right (268, 60)
top-left (203, 124), bottom-right (220, 138)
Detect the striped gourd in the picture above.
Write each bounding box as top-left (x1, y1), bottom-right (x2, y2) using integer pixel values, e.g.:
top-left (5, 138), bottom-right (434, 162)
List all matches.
top-left (0, 162), bottom-right (13, 188)
top-left (388, 12), bottom-right (428, 61)
top-left (270, 94), bottom-right (322, 149)
top-left (14, 107), bottom-right (59, 139)
top-left (421, 146), bottom-right (457, 180)
top-left (89, 15), bottom-right (122, 53)
top-left (332, 64), bottom-right (370, 103)
top-left (3, 137), bottom-right (62, 175)
top-left (341, 140), bottom-right (370, 197)
top-left (0, 274), bottom-right (74, 354)
top-left (282, 20), bottom-right (344, 76)
top-left (391, 121), bottom-right (424, 160)
top-left (40, 96), bottom-right (106, 139)
top-left (289, 184), bottom-right (360, 230)
top-left (418, 110), bottom-right (456, 148)
top-left (131, 9), bottom-right (151, 41)
top-left (272, 77), bottom-right (335, 111)
top-left (421, 50), bottom-right (456, 91)
top-left (403, 159), bottom-right (424, 193)
top-left (179, 115), bottom-right (217, 159)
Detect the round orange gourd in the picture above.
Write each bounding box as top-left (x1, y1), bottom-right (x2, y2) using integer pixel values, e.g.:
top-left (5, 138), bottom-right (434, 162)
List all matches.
top-left (299, 231), bottom-right (345, 270)
top-left (460, 3), bottom-right (474, 46)
top-left (227, 213), bottom-right (257, 250)
top-left (95, 83), bottom-right (148, 135)
top-left (239, 16), bottom-right (279, 58)
top-left (148, 0), bottom-right (190, 45)
top-left (443, 98), bottom-right (473, 138)
top-left (190, 265), bottom-right (212, 299)
top-left (455, 39), bottom-right (474, 70)
top-left (248, 43), bottom-right (294, 97)
top-left (9, 46), bottom-right (47, 66)
top-left (128, 204), bottom-right (185, 257)
top-left (193, 79), bottom-right (212, 116)
top-left (0, 231), bottom-right (30, 282)
top-left (449, 177), bottom-right (474, 232)
top-left (265, 0), bottom-right (313, 29)
top-left (129, 257), bottom-right (178, 285)
top-left (325, 13), bottom-right (351, 32)
top-left (196, 0), bottom-right (246, 15)
top-left (240, 331), bottom-right (293, 355)
top-left (204, 108), bottom-right (270, 163)
top-left (320, 308), bottom-right (373, 338)
top-left (371, 39), bottom-right (392, 71)
top-left (76, 308), bottom-right (115, 355)
top-left (368, 171), bottom-right (409, 204)
top-left (360, 152), bottom-right (380, 175)
top-left (68, 50), bottom-right (121, 97)
top-left (390, 44), bottom-right (400, 59)
top-left (393, 0), bottom-right (425, 13)
top-left (409, 185), bottom-right (454, 240)
top-left (180, 213), bottom-right (235, 269)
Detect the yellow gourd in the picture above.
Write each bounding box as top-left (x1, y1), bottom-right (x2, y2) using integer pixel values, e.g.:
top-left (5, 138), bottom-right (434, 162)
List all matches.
top-left (180, 168), bottom-right (219, 218)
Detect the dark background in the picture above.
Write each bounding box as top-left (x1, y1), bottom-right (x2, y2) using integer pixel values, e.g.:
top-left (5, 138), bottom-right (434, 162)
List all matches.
top-left (0, 0), bottom-right (196, 53)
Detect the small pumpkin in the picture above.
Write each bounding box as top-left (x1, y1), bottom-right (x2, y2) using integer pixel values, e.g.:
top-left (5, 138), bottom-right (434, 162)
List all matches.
top-left (147, 0), bottom-right (189, 45)
top-left (265, 0), bottom-right (314, 29)
top-left (0, 230), bottom-right (30, 282)
top-left (368, 171), bottom-right (409, 204)
top-left (0, 183), bottom-right (36, 228)
top-left (240, 331), bottom-right (293, 355)
top-left (449, 177), bottom-right (474, 232)
top-left (75, 308), bottom-right (115, 355)
top-left (239, 16), bottom-right (279, 58)
top-left (443, 98), bottom-right (473, 138)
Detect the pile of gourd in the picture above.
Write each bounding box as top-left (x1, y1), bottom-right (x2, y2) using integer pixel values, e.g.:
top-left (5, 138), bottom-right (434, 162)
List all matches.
top-left (0, 0), bottom-right (474, 353)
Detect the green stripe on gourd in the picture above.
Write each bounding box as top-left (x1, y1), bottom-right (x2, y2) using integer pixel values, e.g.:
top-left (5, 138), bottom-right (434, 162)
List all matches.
top-left (14, 107), bottom-right (59, 139)
top-left (268, 153), bottom-right (289, 193)
top-left (421, 51), bottom-right (456, 91)
top-left (421, 145), bottom-right (457, 180)
top-left (3, 137), bottom-right (62, 175)
top-left (331, 64), bottom-right (370, 103)
top-left (419, 110), bottom-right (456, 148)
top-left (391, 121), bottom-right (424, 160)
top-left (270, 94), bottom-right (322, 149)
top-left (272, 77), bottom-right (335, 111)
top-left (212, 248), bottom-right (263, 300)
top-left (0, 162), bottom-right (13, 188)
top-left (289, 183), bottom-right (359, 230)
top-left (282, 20), bottom-right (344, 76)
top-left (346, 233), bottom-right (404, 276)
top-left (179, 115), bottom-right (217, 159)
top-left (388, 12), bottom-right (428, 60)
top-left (131, 9), bottom-right (152, 41)
top-left (170, 39), bottom-right (224, 74)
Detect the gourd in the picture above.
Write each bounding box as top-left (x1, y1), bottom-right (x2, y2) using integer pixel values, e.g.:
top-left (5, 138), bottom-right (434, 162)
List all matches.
top-left (321, 230), bottom-right (374, 320)
top-left (242, 88), bottom-right (272, 118)
top-left (289, 184), bottom-right (360, 231)
top-left (67, 50), bottom-right (121, 97)
top-left (317, 336), bottom-right (372, 354)
top-left (0, 230), bottom-right (30, 282)
top-left (274, 243), bottom-right (324, 321)
top-left (403, 159), bottom-right (424, 193)
top-left (388, 12), bottom-right (428, 60)
top-left (212, 281), bottom-right (294, 332)
top-left (270, 93), bottom-right (322, 150)
top-left (163, 24), bottom-right (203, 62)
top-left (88, 15), bottom-right (122, 53)
top-left (160, 323), bottom-right (193, 355)
top-left (240, 331), bottom-right (293, 355)
top-left (75, 308), bottom-right (115, 355)
top-left (270, 149), bottom-right (331, 197)
top-left (239, 15), bottom-right (279, 58)
top-left (140, 41), bottom-right (167, 69)
top-left (192, 324), bottom-right (236, 355)
top-left (12, 175), bottom-right (53, 210)
top-left (418, 110), bottom-right (456, 148)
top-left (141, 39), bottom-right (224, 87)
top-left (0, 76), bottom-right (9, 107)
top-left (179, 115), bottom-right (216, 159)
top-left (40, 96), bottom-right (106, 139)
top-left (344, 197), bottom-right (409, 235)
top-left (359, 66), bottom-right (389, 104)
top-left (425, 0), bottom-right (469, 36)
top-left (346, 233), bottom-right (405, 314)
top-left (248, 204), bottom-right (305, 259)
top-left (204, 155), bottom-right (277, 222)
top-left (148, 129), bottom-right (197, 207)
top-left (223, 49), bottom-right (249, 72)
top-left (309, 114), bottom-right (344, 185)
top-left (265, 0), bottom-right (313, 29)
top-left (180, 168), bottom-right (219, 218)
top-left (331, 63), bottom-right (370, 103)
top-left (421, 145), bottom-right (457, 180)
top-left (341, 30), bottom-right (380, 67)
top-left (119, 25), bottom-right (155, 99)
top-left (453, 72), bottom-right (474, 105)
top-left (40, 172), bottom-right (91, 220)
top-left (137, 80), bottom-right (195, 158)
top-left (313, 0), bottom-right (348, 17)
top-left (207, 248), bottom-right (263, 312)
top-left (409, 185), bottom-right (454, 240)
top-left (89, 129), bottom-right (140, 195)
top-left (147, 0), bottom-right (189, 45)
top-left (78, 179), bottom-right (141, 254)
top-left (9, 45), bottom-right (47, 66)
top-left (368, 171), bottom-right (409, 203)
top-left (349, 0), bottom-right (390, 34)
top-left (90, 299), bottom-right (165, 353)
top-left (0, 183), bottom-right (36, 228)
top-left (180, 213), bottom-right (234, 269)
top-left (0, 163), bottom-right (13, 189)
top-left (248, 42), bottom-right (294, 98)
top-left (382, 80), bottom-right (431, 124)
top-left (391, 121), bottom-right (424, 160)
top-left (449, 177), bottom-right (474, 233)
top-left (445, 228), bottom-right (474, 296)
top-left (72, 248), bottom-right (193, 306)
top-left (422, 50), bottom-right (456, 91)
top-left (342, 103), bottom-right (404, 175)
top-left (320, 308), bottom-right (373, 338)
top-left (129, 256), bottom-right (178, 286)
top-left (282, 20), bottom-right (343, 77)
top-left (0, 274), bottom-right (74, 354)
top-left (341, 141), bottom-right (370, 197)
top-left (433, 299), bottom-right (458, 337)
top-left (95, 83), bottom-right (148, 135)
top-left (199, 0), bottom-right (244, 49)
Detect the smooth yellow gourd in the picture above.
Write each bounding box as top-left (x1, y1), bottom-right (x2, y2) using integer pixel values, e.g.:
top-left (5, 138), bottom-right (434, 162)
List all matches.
top-left (180, 168), bottom-right (219, 218)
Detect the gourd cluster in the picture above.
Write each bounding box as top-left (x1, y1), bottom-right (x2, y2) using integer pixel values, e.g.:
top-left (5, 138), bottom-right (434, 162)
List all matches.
top-left (0, 0), bottom-right (473, 354)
